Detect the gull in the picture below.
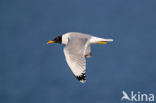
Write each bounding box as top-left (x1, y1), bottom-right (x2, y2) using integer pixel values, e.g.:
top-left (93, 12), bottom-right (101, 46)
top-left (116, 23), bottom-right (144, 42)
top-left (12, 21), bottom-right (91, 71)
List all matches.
top-left (47, 32), bottom-right (113, 83)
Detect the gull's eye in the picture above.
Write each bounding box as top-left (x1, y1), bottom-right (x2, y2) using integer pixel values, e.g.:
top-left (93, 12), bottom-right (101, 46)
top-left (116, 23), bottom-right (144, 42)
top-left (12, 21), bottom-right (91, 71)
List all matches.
top-left (54, 37), bottom-right (58, 40)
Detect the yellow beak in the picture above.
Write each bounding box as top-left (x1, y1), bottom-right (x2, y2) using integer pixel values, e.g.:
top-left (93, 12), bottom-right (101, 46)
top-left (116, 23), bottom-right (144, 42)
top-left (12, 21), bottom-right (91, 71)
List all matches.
top-left (47, 40), bottom-right (55, 44)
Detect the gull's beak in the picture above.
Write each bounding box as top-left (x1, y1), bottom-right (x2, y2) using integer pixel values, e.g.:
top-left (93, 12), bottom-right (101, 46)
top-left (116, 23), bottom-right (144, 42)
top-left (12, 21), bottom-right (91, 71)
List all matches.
top-left (46, 40), bottom-right (55, 44)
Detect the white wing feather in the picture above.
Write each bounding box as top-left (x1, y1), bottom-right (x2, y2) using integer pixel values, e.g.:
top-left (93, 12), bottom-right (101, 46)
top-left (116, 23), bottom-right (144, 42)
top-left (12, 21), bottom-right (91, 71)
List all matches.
top-left (63, 37), bottom-right (90, 83)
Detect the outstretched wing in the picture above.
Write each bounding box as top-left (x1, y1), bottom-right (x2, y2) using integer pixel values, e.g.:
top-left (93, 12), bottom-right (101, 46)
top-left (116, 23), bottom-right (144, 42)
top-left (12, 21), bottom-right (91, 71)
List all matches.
top-left (63, 37), bottom-right (90, 83)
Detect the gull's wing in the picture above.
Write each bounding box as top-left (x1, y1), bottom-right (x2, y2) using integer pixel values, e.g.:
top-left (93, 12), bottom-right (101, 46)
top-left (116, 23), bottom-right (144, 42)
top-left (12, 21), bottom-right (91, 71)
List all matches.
top-left (85, 44), bottom-right (92, 58)
top-left (63, 37), bottom-right (90, 83)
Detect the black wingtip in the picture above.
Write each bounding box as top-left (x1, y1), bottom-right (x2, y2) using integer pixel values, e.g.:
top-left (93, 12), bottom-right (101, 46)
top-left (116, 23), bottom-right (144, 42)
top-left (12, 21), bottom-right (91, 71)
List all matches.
top-left (76, 73), bottom-right (86, 83)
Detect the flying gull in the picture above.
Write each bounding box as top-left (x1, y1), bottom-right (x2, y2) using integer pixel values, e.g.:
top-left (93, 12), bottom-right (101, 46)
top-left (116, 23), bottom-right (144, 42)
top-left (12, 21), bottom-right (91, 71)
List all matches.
top-left (47, 32), bottom-right (113, 83)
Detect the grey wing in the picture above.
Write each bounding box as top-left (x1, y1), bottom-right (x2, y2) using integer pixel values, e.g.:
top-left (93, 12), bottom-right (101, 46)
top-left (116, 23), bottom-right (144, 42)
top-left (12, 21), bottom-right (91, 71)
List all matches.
top-left (63, 37), bottom-right (90, 83)
top-left (85, 45), bottom-right (92, 58)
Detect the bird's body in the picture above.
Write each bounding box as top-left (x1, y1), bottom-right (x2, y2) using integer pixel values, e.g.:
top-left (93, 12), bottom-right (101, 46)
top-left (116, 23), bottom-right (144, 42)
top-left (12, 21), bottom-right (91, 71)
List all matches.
top-left (62, 32), bottom-right (113, 45)
top-left (47, 32), bottom-right (113, 83)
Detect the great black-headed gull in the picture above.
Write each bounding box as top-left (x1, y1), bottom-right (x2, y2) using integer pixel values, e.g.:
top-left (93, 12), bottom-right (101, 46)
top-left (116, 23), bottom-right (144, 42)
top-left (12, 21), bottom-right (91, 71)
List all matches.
top-left (47, 32), bottom-right (113, 83)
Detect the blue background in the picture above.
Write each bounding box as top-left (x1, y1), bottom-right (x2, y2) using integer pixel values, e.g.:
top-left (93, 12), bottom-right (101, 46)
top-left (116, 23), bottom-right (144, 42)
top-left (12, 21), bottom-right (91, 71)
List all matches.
top-left (0, 0), bottom-right (156, 103)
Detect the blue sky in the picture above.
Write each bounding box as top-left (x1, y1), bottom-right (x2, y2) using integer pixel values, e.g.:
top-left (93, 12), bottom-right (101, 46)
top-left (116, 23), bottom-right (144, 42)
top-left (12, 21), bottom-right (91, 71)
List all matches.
top-left (0, 0), bottom-right (156, 103)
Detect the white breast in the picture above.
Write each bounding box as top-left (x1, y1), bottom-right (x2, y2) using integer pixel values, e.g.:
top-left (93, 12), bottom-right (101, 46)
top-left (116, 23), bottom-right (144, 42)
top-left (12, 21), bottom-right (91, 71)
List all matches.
top-left (62, 33), bottom-right (70, 45)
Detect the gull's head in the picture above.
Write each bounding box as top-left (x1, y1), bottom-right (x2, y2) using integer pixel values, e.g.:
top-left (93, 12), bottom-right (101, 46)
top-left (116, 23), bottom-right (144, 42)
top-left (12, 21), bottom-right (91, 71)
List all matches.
top-left (47, 35), bottom-right (62, 44)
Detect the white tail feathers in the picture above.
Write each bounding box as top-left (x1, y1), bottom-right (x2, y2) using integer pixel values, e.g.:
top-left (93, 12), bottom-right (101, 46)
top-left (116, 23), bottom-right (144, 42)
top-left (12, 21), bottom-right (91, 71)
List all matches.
top-left (102, 39), bottom-right (113, 42)
top-left (90, 37), bottom-right (114, 44)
